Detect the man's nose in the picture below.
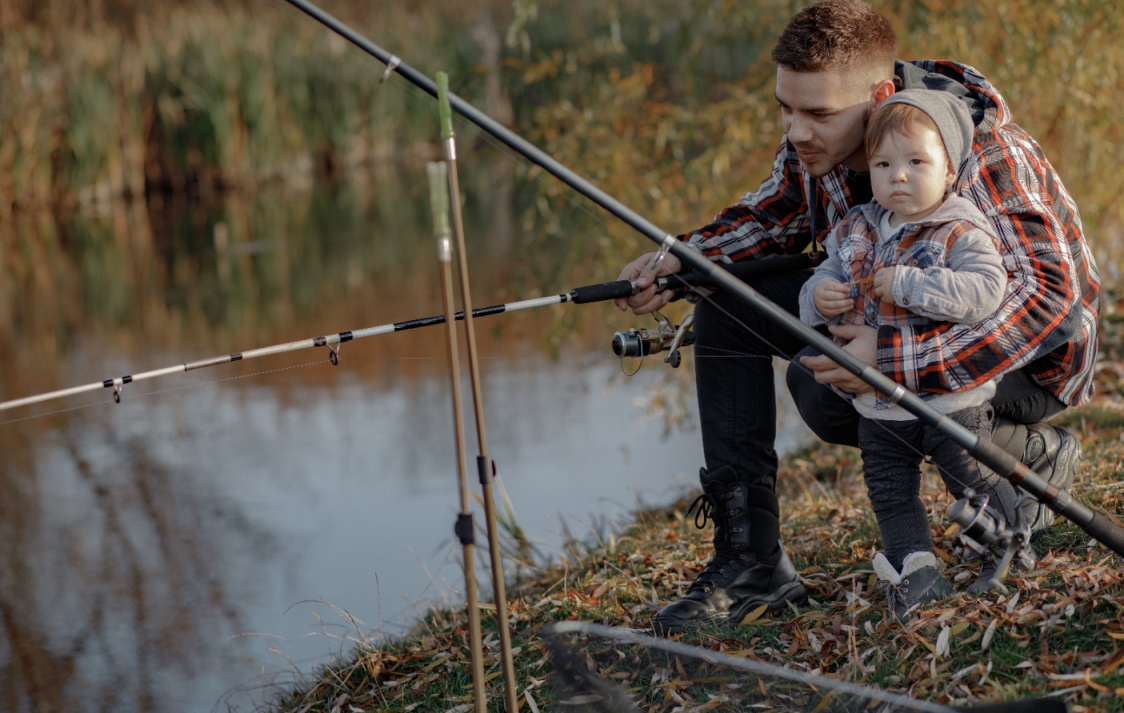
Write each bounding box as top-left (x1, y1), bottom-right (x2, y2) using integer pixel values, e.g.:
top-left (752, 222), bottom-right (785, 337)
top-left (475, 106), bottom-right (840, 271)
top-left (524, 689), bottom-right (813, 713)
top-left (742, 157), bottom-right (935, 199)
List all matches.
top-left (788, 115), bottom-right (813, 143)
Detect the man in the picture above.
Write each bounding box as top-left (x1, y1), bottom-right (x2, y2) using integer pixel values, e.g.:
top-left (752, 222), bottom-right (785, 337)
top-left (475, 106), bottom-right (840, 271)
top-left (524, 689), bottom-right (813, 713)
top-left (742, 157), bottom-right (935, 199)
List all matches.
top-left (615, 0), bottom-right (1100, 635)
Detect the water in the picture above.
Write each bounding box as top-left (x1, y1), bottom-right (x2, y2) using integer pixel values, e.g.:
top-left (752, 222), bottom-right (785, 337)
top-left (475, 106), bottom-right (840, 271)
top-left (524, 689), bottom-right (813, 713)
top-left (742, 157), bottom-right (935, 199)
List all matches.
top-left (0, 168), bottom-right (811, 712)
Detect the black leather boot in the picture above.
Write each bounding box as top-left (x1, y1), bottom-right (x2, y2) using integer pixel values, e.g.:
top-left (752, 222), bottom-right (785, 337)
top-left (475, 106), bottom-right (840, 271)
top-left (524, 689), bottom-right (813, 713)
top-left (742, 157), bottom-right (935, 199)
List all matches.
top-left (651, 467), bottom-right (807, 636)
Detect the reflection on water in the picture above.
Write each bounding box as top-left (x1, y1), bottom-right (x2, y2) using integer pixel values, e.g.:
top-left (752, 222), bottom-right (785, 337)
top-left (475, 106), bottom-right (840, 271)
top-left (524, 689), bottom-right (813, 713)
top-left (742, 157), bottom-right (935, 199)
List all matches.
top-left (0, 164), bottom-right (810, 711)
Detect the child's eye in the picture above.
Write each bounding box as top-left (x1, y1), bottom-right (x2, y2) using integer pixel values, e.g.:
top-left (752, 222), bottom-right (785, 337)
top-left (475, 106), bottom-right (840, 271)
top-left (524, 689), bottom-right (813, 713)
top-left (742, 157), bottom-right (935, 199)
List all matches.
top-left (910, 158), bottom-right (924, 165)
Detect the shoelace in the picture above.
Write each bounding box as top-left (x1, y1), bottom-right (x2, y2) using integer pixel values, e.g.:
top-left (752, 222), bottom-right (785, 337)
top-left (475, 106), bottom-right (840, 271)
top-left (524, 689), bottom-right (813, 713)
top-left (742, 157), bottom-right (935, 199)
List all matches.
top-left (688, 550), bottom-right (751, 593)
top-left (687, 493), bottom-right (715, 530)
top-left (875, 578), bottom-right (906, 613)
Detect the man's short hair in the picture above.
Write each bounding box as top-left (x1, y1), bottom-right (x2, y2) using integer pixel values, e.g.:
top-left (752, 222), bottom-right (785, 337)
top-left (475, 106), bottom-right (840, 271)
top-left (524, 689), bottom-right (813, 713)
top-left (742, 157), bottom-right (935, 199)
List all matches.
top-left (771, 0), bottom-right (896, 76)
top-left (864, 102), bottom-right (942, 160)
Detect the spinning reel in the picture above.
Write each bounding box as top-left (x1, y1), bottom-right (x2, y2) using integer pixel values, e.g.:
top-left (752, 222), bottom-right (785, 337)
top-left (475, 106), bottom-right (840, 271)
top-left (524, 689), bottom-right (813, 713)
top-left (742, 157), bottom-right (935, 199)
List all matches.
top-left (947, 489), bottom-right (1036, 594)
top-left (611, 311), bottom-right (695, 369)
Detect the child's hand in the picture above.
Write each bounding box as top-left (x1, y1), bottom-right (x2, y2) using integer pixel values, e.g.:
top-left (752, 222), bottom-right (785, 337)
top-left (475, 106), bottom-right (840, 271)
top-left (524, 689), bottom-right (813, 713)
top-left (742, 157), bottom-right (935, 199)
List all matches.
top-left (813, 279), bottom-right (853, 317)
top-left (873, 268), bottom-right (897, 305)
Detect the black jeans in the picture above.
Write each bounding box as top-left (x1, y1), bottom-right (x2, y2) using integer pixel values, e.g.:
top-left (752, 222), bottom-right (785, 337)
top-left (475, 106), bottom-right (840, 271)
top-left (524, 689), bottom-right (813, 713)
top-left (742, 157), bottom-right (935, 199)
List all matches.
top-left (694, 268), bottom-right (1066, 502)
top-left (694, 270), bottom-right (817, 492)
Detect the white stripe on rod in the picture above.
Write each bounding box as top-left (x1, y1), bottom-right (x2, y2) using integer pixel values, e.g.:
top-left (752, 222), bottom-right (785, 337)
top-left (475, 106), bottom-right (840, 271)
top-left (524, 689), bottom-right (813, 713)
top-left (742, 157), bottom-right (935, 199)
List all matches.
top-left (0, 293), bottom-right (575, 413)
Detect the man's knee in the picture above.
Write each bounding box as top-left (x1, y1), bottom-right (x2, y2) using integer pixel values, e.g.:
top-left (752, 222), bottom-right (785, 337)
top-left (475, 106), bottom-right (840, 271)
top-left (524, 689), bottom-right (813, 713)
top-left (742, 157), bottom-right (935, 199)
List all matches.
top-left (785, 347), bottom-right (860, 448)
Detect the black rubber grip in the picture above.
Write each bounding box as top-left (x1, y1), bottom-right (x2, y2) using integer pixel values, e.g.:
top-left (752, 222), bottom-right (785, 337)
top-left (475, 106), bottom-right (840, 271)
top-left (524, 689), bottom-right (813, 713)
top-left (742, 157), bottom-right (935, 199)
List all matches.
top-left (455, 513), bottom-right (475, 545)
top-left (571, 280), bottom-right (635, 304)
top-left (1082, 510), bottom-right (1124, 556)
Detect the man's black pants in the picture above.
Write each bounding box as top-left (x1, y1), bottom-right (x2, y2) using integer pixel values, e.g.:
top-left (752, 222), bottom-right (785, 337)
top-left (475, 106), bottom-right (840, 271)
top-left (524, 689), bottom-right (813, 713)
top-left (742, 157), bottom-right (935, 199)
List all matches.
top-left (693, 269), bottom-right (1066, 538)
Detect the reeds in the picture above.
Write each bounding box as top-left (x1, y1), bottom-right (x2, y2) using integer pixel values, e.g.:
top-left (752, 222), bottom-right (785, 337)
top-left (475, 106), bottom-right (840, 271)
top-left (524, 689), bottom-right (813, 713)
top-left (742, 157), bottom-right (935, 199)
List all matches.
top-left (0, 1), bottom-right (490, 212)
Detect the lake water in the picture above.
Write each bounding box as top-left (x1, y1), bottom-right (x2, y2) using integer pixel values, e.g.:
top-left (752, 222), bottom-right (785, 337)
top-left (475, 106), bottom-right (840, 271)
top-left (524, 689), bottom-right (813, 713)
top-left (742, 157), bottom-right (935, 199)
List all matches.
top-left (0, 165), bottom-right (811, 711)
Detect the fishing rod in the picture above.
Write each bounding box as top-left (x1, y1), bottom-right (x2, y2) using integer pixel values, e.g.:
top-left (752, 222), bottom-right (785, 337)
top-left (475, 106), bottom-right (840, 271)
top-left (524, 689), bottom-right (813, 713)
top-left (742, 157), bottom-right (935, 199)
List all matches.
top-left (281, 0), bottom-right (1124, 557)
top-left (428, 161), bottom-right (488, 713)
top-left (435, 73), bottom-right (519, 713)
top-left (0, 258), bottom-right (805, 414)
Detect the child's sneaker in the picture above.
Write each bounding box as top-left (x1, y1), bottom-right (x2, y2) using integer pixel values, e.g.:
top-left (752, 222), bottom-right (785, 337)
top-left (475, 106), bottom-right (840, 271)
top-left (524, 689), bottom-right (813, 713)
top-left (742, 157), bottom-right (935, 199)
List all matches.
top-left (872, 552), bottom-right (953, 619)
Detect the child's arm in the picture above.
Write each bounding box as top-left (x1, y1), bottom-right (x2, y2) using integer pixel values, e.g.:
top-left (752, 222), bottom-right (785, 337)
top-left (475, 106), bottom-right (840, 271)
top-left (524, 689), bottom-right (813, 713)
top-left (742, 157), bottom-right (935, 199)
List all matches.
top-left (876, 228), bottom-right (1006, 324)
top-left (799, 237), bottom-right (852, 326)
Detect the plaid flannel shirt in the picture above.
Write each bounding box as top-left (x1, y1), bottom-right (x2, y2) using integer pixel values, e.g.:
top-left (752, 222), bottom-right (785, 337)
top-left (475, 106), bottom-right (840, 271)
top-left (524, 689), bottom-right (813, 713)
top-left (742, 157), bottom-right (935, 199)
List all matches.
top-left (682, 60), bottom-right (1101, 406)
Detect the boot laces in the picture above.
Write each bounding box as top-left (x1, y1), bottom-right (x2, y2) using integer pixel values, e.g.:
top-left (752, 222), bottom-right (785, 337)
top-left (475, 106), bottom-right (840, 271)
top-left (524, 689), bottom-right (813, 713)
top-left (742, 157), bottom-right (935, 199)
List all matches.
top-left (687, 493), bottom-right (715, 529)
top-left (688, 550), bottom-right (752, 594)
top-left (875, 578), bottom-right (906, 613)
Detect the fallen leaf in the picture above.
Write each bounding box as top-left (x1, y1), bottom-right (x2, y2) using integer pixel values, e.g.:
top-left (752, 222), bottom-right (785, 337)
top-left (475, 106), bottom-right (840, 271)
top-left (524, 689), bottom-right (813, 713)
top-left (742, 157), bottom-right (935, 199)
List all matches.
top-left (739, 604), bottom-right (770, 626)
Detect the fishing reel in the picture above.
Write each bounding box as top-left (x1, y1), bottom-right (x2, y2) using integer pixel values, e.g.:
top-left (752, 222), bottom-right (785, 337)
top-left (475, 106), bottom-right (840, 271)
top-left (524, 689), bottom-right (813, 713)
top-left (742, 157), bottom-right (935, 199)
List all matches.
top-left (611, 311), bottom-right (695, 369)
top-left (947, 489), bottom-right (1036, 594)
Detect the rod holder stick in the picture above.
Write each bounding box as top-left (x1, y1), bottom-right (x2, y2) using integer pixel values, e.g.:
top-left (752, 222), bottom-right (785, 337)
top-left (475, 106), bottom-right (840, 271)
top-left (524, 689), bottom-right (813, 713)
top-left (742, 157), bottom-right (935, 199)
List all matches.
top-left (428, 162), bottom-right (487, 713)
top-left (437, 72), bottom-right (520, 713)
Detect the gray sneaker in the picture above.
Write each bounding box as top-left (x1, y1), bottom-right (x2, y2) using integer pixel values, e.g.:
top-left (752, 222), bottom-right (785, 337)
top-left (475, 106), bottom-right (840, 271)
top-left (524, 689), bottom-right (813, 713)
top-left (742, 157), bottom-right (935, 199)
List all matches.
top-left (873, 552), bottom-right (954, 619)
top-left (1022, 424), bottom-right (1082, 534)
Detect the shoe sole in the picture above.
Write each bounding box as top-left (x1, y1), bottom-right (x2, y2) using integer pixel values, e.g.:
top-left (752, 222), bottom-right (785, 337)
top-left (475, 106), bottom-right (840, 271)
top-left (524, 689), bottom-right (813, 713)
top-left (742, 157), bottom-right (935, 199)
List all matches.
top-left (1031, 430), bottom-right (1081, 534)
top-left (650, 581), bottom-right (808, 636)
top-left (728, 580), bottom-right (809, 625)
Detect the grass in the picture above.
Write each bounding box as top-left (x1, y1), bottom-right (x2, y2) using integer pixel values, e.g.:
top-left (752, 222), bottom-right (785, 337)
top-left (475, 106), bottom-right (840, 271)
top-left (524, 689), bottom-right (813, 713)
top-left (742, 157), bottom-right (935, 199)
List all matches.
top-left (271, 292), bottom-right (1124, 712)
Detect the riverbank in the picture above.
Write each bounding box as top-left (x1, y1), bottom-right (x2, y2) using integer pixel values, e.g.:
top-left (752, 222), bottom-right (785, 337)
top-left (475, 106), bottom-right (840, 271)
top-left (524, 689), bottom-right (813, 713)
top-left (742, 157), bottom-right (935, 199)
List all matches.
top-left (272, 293), bottom-right (1124, 712)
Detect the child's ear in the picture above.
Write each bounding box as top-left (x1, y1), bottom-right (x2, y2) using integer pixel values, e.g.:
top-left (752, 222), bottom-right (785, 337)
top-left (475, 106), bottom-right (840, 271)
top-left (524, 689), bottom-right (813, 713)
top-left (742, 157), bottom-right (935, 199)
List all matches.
top-left (944, 160), bottom-right (957, 186)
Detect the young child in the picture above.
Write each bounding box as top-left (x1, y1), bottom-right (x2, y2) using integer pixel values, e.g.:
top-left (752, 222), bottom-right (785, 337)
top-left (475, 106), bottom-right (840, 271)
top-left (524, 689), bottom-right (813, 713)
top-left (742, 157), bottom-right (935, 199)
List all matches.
top-left (798, 89), bottom-right (1027, 617)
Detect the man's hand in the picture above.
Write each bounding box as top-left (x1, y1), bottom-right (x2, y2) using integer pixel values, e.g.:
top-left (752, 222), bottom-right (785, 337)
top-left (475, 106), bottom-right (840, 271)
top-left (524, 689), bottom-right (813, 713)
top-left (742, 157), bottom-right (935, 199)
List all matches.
top-left (813, 279), bottom-right (853, 317)
top-left (613, 251), bottom-right (683, 315)
top-left (872, 267), bottom-right (896, 304)
top-left (798, 324), bottom-right (878, 393)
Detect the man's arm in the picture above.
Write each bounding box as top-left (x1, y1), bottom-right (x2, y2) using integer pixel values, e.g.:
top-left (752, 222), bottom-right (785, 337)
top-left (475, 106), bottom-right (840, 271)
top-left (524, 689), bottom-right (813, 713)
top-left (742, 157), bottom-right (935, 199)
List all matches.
top-left (617, 138), bottom-right (814, 314)
top-left (683, 139), bottom-right (815, 262)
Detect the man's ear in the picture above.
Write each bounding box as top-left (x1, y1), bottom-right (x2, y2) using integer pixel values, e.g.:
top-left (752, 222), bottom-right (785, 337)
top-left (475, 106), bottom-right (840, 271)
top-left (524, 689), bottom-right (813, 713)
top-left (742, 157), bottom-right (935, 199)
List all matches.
top-left (871, 78), bottom-right (896, 108)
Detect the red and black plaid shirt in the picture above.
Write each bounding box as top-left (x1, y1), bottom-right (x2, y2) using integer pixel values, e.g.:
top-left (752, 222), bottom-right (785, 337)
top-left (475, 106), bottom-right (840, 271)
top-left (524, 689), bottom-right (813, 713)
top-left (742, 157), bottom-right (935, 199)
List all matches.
top-left (683, 60), bottom-right (1100, 407)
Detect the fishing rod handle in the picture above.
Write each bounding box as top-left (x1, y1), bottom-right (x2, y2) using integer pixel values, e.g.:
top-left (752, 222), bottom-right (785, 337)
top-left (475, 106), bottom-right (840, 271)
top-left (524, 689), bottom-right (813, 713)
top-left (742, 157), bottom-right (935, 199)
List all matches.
top-left (571, 280), bottom-right (636, 304)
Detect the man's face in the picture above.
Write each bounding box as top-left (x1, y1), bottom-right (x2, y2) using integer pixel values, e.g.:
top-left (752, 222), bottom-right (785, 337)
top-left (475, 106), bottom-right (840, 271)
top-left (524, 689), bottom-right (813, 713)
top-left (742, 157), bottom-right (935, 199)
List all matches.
top-left (775, 66), bottom-right (877, 177)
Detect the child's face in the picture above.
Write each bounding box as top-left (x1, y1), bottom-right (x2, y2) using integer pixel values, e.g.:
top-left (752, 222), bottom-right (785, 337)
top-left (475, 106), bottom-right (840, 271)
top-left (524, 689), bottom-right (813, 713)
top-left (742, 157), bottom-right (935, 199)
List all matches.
top-left (869, 124), bottom-right (956, 224)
